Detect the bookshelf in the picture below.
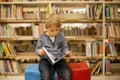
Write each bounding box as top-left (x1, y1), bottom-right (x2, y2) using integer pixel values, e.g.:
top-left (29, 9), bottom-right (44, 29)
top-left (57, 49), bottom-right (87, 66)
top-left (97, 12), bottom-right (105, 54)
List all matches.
top-left (0, 0), bottom-right (120, 80)
top-left (104, 0), bottom-right (120, 77)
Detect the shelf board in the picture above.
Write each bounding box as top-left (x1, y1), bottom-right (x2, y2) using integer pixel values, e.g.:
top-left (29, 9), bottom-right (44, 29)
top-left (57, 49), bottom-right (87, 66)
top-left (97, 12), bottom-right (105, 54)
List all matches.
top-left (0, 36), bottom-right (102, 41)
top-left (105, 69), bottom-right (120, 76)
top-left (66, 36), bottom-right (102, 41)
top-left (0, 2), bottom-right (49, 7)
top-left (0, 73), bottom-right (21, 76)
top-left (15, 52), bottom-right (103, 60)
top-left (66, 56), bottom-right (103, 59)
top-left (15, 52), bottom-right (39, 61)
top-left (16, 52), bottom-right (36, 56)
top-left (0, 1), bottom-right (103, 4)
top-left (52, 1), bottom-right (103, 4)
top-left (105, 38), bottom-right (120, 43)
top-left (63, 19), bottom-right (103, 23)
top-left (0, 20), bottom-right (45, 23)
top-left (0, 56), bottom-right (15, 59)
top-left (0, 36), bottom-right (38, 41)
top-left (0, 19), bottom-right (103, 23)
top-left (105, 56), bottom-right (120, 60)
top-left (106, 19), bottom-right (120, 22)
top-left (105, 1), bottom-right (120, 4)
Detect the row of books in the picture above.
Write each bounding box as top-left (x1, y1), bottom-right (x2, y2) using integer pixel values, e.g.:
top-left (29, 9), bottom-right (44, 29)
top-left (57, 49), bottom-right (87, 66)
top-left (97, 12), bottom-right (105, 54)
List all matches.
top-left (0, 42), bottom-right (16, 57)
top-left (0, 60), bottom-right (21, 74)
top-left (114, 43), bottom-right (120, 56)
top-left (105, 42), bottom-right (118, 56)
top-left (52, 4), bottom-right (102, 20)
top-left (0, 5), bottom-right (13, 20)
top-left (91, 59), bottom-right (111, 75)
top-left (105, 23), bottom-right (120, 38)
top-left (68, 41), bottom-right (103, 57)
top-left (68, 40), bottom-right (119, 57)
top-left (105, 5), bottom-right (120, 20)
top-left (14, 26), bottom-right (33, 36)
top-left (0, 4), bottom-right (50, 20)
top-left (1, 23), bottom-right (103, 38)
top-left (61, 23), bottom-right (102, 37)
top-left (0, 24), bottom-right (16, 38)
top-left (0, 24), bottom-right (44, 38)
top-left (14, 41), bottom-right (37, 52)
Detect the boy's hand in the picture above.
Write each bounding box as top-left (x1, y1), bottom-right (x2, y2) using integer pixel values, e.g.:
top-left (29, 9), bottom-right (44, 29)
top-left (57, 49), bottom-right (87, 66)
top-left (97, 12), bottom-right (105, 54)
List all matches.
top-left (38, 49), bottom-right (45, 56)
top-left (66, 51), bottom-right (72, 57)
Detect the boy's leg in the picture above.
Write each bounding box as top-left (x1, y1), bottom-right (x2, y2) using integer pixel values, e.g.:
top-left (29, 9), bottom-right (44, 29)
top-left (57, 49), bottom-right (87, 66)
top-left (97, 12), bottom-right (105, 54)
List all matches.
top-left (39, 58), bottom-right (54, 80)
top-left (54, 59), bottom-right (72, 80)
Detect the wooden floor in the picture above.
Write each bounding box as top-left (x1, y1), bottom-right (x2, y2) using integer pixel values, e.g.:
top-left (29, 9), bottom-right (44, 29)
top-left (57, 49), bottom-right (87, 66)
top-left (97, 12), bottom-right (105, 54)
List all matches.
top-left (0, 75), bottom-right (120, 80)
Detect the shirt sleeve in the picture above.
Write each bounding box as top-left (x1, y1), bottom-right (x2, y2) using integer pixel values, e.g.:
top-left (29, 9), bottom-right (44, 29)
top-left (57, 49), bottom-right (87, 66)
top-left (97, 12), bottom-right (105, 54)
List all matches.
top-left (61, 33), bottom-right (69, 54)
top-left (35, 36), bottom-right (44, 55)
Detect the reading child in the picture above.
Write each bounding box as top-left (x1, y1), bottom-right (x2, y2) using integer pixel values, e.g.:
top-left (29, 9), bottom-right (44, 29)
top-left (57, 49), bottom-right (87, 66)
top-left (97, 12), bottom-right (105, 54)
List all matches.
top-left (35, 13), bottom-right (72, 80)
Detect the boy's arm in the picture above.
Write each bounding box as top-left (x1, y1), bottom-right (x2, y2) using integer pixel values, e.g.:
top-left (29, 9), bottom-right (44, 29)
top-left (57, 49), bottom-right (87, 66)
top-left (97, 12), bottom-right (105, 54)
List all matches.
top-left (61, 33), bottom-right (69, 55)
top-left (35, 36), bottom-right (44, 56)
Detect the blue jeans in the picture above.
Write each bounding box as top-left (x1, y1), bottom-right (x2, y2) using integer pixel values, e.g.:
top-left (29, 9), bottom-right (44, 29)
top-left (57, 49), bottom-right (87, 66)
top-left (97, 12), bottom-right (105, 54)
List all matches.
top-left (39, 58), bottom-right (72, 80)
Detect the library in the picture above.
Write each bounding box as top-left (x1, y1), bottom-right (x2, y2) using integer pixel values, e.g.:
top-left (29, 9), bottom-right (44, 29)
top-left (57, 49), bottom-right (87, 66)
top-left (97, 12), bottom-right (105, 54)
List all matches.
top-left (0, 0), bottom-right (120, 80)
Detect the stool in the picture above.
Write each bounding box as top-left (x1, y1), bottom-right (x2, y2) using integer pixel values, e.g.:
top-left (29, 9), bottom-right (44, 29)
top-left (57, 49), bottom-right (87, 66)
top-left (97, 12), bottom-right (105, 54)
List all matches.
top-left (25, 62), bottom-right (90, 80)
top-left (57, 62), bottom-right (90, 80)
top-left (25, 64), bottom-right (57, 80)
top-left (68, 62), bottom-right (90, 80)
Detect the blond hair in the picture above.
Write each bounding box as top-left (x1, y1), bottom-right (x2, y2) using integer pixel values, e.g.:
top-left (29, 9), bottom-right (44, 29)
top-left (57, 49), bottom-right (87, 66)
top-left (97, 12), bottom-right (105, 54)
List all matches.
top-left (45, 13), bottom-right (62, 29)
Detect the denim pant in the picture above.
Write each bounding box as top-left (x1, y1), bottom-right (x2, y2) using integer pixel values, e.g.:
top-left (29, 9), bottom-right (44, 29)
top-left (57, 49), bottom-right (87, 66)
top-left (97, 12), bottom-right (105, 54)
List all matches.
top-left (39, 58), bottom-right (72, 80)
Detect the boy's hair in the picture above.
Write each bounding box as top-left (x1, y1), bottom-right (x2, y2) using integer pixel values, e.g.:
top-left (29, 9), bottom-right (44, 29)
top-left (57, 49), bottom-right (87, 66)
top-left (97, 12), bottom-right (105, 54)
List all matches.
top-left (45, 13), bottom-right (62, 29)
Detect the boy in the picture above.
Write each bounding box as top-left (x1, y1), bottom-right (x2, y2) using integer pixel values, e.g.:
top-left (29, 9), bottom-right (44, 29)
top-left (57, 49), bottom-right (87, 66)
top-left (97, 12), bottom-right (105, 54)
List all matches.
top-left (35, 13), bottom-right (72, 80)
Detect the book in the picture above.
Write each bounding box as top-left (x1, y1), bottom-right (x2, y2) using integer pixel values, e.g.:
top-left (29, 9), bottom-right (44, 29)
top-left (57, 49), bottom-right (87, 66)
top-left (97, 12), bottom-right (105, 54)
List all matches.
top-left (43, 47), bottom-right (68, 65)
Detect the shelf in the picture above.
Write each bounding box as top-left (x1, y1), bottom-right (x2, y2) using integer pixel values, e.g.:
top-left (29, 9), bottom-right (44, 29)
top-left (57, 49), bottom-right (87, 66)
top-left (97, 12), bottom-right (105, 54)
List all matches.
top-left (0, 36), bottom-right (103, 41)
top-left (105, 38), bottom-right (120, 43)
top-left (51, 1), bottom-right (103, 7)
top-left (106, 19), bottom-right (120, 22)
top-left (107, 69), bottom-right (120, 76)
top-left (67, 56), bottom-right (103, 59)
top-left (0, 20), bottom-right (45, 23)
top-left (0, 2), bottom-right (49, 7)
top-left (0, 36), bottom-right (38, 41)
top-left (62, 19), bottom-right (103, 23)
top-left (105, 56), bottom-right (120, 60)
top-left (0, 1), bottom-right (103, 4)
top-left (0, 56), bottom-right (15, 59)
top-left (66, 36), bottom-right (95, 41)
top-left (52, 1), bottom-right (103, 4)
top-left (105, 1), bottom-right (120, 4)
top-left (15, 52), bottom-right (103, 61)
top-left (66, 36), bottom-right (103, 42)
top-left (0, 19), bottom-right (103, 23)
top-left (0, 73), bottom-right (21, 76)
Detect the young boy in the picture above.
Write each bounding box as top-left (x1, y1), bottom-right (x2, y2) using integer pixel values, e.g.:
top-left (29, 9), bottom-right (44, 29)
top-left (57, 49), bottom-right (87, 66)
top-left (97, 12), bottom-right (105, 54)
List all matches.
top-left (35, 14), bottom-right (72, 80)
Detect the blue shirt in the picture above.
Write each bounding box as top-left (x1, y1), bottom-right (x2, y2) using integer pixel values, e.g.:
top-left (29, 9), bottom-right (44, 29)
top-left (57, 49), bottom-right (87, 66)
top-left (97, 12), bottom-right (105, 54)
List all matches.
top-left (35, 32), bottom-right (69, 58)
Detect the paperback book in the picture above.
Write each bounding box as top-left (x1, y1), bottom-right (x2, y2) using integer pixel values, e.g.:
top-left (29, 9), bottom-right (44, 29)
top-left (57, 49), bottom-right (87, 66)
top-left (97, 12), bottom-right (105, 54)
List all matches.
top-left (43, 47), bottom-right (68, 65)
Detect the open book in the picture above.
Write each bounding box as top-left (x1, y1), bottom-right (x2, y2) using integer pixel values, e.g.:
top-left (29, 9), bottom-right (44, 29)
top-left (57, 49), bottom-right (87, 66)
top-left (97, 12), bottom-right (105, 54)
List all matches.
top-left (43, 47), bottom-right (68, 65)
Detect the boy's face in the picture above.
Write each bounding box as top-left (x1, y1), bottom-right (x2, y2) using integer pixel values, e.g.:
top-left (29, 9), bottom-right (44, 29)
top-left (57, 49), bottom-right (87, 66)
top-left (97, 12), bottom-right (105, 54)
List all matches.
top-left (47, 25), bottom-right (60, 37)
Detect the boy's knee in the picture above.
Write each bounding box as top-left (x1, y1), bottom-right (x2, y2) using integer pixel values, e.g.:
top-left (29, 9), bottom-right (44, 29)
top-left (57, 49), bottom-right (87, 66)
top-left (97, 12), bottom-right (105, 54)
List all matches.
top-left (61, 70), bottom-right (72, 80)
top-left (41, 73), bottom-right (54, 80)
top-left (42, 76), bottom-right (54, 80)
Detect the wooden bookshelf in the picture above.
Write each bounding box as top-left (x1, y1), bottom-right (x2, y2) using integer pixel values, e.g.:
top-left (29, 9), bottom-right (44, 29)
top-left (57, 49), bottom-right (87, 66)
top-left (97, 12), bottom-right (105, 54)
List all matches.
top-left (0, 0), bottom-right (120, 80)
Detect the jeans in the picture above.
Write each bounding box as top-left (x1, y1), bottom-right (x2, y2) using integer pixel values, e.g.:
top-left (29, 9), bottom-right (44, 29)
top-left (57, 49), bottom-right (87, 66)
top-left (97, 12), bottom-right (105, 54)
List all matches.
top-left (39, 58), bottom-right (72, 80)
